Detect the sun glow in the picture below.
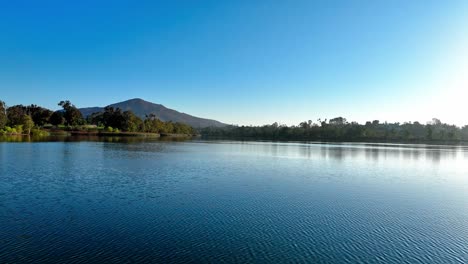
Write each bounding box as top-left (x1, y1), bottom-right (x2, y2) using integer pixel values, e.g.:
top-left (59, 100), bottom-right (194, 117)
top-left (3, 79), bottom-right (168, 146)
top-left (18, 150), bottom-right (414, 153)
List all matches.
top-left (422, 30), bottom-right (468, 126)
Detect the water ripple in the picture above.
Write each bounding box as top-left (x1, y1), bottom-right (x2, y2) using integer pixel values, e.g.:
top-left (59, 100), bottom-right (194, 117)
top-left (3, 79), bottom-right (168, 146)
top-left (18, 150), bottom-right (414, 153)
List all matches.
top-left (0, 141), bottom-right (467, 263)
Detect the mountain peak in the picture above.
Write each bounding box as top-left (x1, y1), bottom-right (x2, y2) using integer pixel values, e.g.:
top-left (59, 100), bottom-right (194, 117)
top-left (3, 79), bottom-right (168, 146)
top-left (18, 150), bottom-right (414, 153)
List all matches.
top-left (125, 98), bottom-right (147, 103)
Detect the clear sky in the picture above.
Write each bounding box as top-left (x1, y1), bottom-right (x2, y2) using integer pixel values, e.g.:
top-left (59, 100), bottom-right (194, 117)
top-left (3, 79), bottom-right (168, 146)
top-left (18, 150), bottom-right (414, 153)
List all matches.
top-left (1, 0), bottom-right (467, 126)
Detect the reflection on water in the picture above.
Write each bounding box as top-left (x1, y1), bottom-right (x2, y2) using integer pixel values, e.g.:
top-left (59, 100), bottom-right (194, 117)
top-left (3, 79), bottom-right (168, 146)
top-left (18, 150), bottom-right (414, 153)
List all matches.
top-left (0, 135), bottom-right (192, 143)
top-left (216, 140), bottom-right (466, 165)
top-left (0, 139), bottom-right (467, 263)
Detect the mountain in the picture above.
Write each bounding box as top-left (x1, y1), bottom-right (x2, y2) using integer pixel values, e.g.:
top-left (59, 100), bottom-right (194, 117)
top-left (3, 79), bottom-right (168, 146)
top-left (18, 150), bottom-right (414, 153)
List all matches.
top-left (79, 98), bottom-right (227, 128)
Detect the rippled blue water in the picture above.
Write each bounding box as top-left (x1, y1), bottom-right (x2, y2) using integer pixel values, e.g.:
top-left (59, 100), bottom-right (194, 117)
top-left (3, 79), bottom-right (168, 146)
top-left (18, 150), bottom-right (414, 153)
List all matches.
top-left (1, 139), bottom-right (467, 263)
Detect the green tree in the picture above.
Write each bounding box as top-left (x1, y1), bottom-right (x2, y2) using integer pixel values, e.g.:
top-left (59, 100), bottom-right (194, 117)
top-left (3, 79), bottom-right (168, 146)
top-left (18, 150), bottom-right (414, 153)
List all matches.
top-left (6, 105), bottom-right (26, 126)
top-left (102, 107), bottom-right (125, 129)
top-left (27, 104), bottom-right (53, 126)
top-left (200, 117), bottom-right (468, 143)
top-left (88, 107), bottom-right (139, 131)
top-left (58, 100), bottom-right (84, 126)
top-left (49, 111), bottom-right (65, 126)
top-left (425, 125), bottom-right (432, 140)
top-left (461, 126), bottom-right (468, 141)
top-left (329, 117), bottom-right (347, 126)
top-left (21, 115), bottom-right (34, 135)
top-left (122, 111), bottom-right (143, 132)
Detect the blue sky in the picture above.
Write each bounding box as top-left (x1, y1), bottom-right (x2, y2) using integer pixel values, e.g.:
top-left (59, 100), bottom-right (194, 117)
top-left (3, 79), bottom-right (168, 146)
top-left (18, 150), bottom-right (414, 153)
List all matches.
top-left (1, 0), bottom-right (467, 125)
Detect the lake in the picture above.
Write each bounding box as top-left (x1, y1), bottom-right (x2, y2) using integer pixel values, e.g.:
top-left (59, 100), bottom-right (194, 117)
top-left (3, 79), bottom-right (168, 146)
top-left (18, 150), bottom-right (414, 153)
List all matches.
top-left (1, 137), bottom-right (467, 263)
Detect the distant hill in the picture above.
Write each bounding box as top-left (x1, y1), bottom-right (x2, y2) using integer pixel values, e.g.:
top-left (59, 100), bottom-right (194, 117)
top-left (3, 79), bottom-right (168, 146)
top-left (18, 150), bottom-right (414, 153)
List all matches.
top-left (79, 98), bottom-right (226, 128)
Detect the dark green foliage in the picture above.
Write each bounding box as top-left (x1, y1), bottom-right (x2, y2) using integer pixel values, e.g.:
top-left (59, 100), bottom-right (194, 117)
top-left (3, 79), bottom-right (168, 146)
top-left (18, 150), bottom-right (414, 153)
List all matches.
top-left (6, 105), bottom-right (25, 126)
top-left (172, 122), bottom-right (195, 134)
top-left (1, 100), bottom-right (180, 134)
top-left (201, 118), bottom-right (468, 142)
top-left (5, 104), bottom-right (52, 126)
top-left (122, 111), bottom-right (143, 132)
top-left (88, 107), bottom-right (126, 129)
top-left (461, 126), bottom-right (468, 141)
top-left (87, 108), bottom-right (195, 134)
top-left (28, 105), bottom-right (53, 126)
top-left (143, 114), bottom-right (172, 133)
top-left (88, 107), bottom-right (144, 132)
top-left (329, 117), bottom-right (347, 125)
top-left (49, 111), bottom-right (65, 126)
top-left (59, 100), bottom-right (84, 126)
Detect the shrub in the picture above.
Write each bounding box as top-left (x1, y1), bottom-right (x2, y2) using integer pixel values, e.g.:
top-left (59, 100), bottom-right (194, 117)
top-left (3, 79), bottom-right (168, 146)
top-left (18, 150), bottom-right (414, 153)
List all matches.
top-left (31, 129), bottom-right (50, 137)
top-left (14, 125), bottom-right (23, 134)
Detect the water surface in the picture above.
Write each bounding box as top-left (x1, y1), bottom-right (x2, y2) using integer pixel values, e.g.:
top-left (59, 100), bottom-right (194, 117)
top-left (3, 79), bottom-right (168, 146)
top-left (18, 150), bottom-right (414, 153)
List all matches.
top-left (1, 138), bottom-right (467, 263)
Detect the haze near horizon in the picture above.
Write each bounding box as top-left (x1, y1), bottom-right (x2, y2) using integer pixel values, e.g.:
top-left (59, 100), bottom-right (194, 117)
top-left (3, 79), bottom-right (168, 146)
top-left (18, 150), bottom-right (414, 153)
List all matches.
top-left (1, 1), bottom-right (467, 126)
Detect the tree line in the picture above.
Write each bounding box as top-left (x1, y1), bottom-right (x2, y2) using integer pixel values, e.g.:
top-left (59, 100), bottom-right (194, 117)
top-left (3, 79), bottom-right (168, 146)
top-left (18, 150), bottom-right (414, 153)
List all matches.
top-left (0, 100), bottom-right (196, 135)
top-left (2, 99), bottom-right (467, 142)
top-left (201, 117), bottom-right (468, 142)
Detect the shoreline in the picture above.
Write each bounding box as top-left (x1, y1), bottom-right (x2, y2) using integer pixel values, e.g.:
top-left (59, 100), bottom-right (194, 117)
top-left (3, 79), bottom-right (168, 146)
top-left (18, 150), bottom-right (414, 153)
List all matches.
top-left (1, 133), bottom-right (467, 146)
top-left (64, 130), bottom-right (199, 138)
top-left (200, 136), bottom-right (468, 146)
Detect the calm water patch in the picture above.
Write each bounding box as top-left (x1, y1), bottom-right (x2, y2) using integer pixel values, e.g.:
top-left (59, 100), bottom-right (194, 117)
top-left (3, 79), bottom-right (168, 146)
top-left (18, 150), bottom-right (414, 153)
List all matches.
top-left (0, 138), bottom-right (467, 263)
